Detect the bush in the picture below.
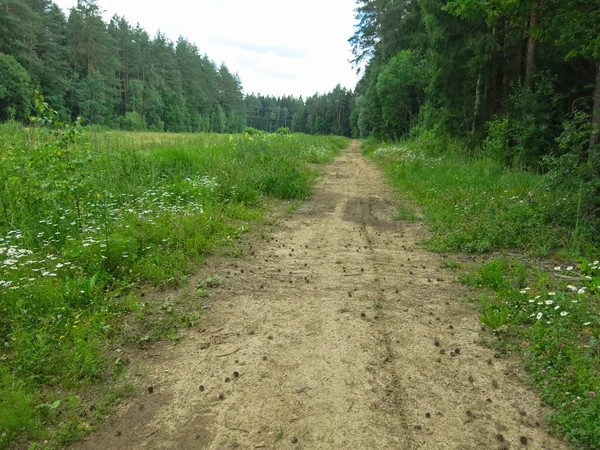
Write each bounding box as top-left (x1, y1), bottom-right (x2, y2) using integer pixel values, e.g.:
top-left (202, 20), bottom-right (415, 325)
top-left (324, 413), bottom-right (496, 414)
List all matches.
top-left (0, 53), bottom-right (33, 121)
top-left (243, 126), bottom-right (263, 135)
top-left (276, 127), bottom-right (291, 135)
top-left (120, 111), bottom-right (146, 131)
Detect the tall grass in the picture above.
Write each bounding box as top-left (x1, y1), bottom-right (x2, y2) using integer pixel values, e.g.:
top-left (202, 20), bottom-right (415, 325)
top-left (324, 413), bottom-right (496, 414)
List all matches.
top-left (366, 138), bottom-right (600, 448)
top-left (364, 139), bottom-right (596, 255)
top-left (0, 123), bottom-right (348, 447)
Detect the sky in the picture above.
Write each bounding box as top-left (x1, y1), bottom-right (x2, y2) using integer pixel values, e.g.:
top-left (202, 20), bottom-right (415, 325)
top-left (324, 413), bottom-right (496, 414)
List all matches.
top-left (52, 0), bottom-right (361, 98)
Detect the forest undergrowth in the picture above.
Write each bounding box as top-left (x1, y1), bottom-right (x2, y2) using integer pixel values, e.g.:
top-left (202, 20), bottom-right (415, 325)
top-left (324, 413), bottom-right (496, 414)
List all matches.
top-left (366, 139), bottom-right (600, 449)
top-left (0, 109), bottom-right (347, 448)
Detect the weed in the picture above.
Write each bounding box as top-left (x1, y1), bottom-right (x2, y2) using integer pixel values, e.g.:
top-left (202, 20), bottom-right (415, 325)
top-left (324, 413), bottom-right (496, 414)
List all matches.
top-left (478, 302), bottom-right (508, 330)
top-left (441, 258), bottom-right (461, 269)
top-left (372, 299), bottom-right (383, 309)
top-left (463, 257), bottom-right (600, 447)
top-left (366, 139), bottom-right (594, 254)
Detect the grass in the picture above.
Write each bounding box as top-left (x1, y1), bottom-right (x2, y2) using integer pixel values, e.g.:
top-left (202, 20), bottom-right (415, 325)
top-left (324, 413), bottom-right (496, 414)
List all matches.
top-left (366, 138), bottom-right (600, 449)
top-left (460, 259), bottom-right (600, 448)
top-left (364, 139), bottom-right (597, 255)
top-left (0, 121), bottom-right (348, 448)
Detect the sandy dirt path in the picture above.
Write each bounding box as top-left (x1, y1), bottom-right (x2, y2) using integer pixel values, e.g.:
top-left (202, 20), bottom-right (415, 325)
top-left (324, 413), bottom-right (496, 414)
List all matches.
top-left (77, 141), bottom-right (568, 449)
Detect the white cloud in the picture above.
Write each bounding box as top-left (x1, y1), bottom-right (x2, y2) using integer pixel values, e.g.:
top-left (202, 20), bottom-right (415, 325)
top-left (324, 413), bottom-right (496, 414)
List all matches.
top-left (52, 0), bottom-right (360, 97)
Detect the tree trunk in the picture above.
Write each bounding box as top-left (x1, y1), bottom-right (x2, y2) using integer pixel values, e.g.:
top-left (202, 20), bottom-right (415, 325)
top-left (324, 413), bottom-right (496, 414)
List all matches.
top-left (472, 73), bottom-right (483, 132)
top-left (524, 5), bottom-right (540, 90)
top-left (377, 0), bottom-right (385, 61)
top-left (501, 20), bottom-right (510, 112)
top-left (589, 59), bottom-right (600, 158)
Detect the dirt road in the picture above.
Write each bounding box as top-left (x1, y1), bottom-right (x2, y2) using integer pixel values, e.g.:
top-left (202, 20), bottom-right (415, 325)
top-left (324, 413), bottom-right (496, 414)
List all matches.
top-left (78, 141), bottom-right (567, 449)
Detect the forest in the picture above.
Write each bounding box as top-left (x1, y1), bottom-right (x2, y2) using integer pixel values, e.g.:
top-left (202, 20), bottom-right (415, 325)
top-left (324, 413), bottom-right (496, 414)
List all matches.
top-left (0, 0), bottom-right (353, 135)
top-left (349, 0), bottom-right (600, 222)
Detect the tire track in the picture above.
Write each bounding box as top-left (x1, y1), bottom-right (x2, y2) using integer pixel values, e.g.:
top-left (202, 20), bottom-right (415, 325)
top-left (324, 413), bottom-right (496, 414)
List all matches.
top-left (76, 141), bottom-right (568, 450)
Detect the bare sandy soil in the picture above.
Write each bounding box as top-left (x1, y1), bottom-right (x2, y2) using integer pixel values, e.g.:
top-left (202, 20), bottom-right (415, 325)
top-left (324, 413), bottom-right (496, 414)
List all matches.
top-left (76, 141), bottom-right (568, 449)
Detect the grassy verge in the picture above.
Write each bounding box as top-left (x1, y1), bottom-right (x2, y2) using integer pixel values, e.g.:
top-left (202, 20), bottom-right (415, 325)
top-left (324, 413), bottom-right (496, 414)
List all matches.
top-left (366, 139), bottom-right (600, 449)
top-left (0, 122), bottom-right (348, 448)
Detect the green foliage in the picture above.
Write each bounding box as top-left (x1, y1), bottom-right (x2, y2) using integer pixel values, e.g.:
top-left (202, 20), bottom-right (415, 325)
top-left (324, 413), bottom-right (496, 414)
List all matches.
top-left (478, 303), bottom-right (508, 330)
top-left (375, 50), bottom-right (427, 140)
top-left (461, 258), bottom-right (600, 448)
top-left (243, 126), bottom-right (263, 135)
top-left (276, 127), bottom-right (291, 135)
top-left (369, 140), bottom-right (587, 254)
top-left (0, 53), bottom-right (32, 121)
top-left (120, 111), bottom-right (146, 131)
top-left (543, 111), bottom-right (600, 241)
top-left (0, 119), bottom-right (348, 446)
top-left (505, 74), bottom-right (563, 167)
top-left (0, 368), bottom-right (44, 447)
top-left (483, 116), bottom-right (510, 160)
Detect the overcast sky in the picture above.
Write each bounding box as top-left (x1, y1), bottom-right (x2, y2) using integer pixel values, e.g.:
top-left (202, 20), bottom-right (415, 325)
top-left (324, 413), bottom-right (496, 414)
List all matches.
top-left (52, 0), bottom-right (360, 98)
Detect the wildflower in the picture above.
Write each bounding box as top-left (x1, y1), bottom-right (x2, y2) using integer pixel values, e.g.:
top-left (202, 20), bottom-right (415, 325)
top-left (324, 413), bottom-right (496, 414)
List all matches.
top-left (536, 312), bottom-right (543, 320)
top-left (566, 266), bottom-right (573, 271)
top-left (554, 266), bottom-right (561, 271)
top-left (590, 391), bottom-right (596, 397)
top-left (560, 311), bottom-right (568, 316)
top-left (584, 322), bottom-right (591, 326)
top-left (555, 305), bottom-right (560, 310)
top-left (520, 289), bottom-right (527, 294)
top-left (567, 285), bottom-right (577, 292)
top-left (545, 300), bottom-right (554, 305)
top-left (577, 288), bottom-right (587, 295)
top-left (528, 299), bottom-right (535, 303)
top-left (548, 291), bottom-right (556, 296)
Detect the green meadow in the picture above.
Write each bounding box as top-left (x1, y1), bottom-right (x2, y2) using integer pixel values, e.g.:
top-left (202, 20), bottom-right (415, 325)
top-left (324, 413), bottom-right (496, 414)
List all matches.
top-left (0, 122), bottom-right (347, 447)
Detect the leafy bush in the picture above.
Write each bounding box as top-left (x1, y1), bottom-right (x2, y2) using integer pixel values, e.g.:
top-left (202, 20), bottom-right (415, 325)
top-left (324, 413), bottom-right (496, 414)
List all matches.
top-left (120, 111), bottom-right (146, 131)
top-left (276, 127), bottom-right (291, 135)
top-left (483, 74), bottom-right (563, 168)
top-left (374, 50), bottom-right (428, 140)
top-left (243, 126), bottom-right (263, 135)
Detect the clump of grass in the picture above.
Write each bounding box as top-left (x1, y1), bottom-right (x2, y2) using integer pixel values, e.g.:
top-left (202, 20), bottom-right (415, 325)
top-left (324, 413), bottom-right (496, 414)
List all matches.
top-left (0, 121), bottom-right (348, 447)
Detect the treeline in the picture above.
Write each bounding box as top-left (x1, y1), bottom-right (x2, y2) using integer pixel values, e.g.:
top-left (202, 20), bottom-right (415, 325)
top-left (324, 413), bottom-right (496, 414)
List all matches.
top-left (0, 0), bottom-right (243, 132)
top-left (245, 85), bottom-right (354, 136)
top-left (350, 0), bottom-right (600, 210)
top-left (0, 0), bottom-right (356, 136)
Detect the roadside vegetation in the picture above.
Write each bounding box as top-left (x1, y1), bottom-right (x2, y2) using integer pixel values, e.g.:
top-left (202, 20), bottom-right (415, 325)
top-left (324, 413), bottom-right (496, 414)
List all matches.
top-left (0, 102), bottom-right (347, 448)
top-left (351, 1), bottom-right (600, 446)
top-left (366, 139), bottom-right (600, 449)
